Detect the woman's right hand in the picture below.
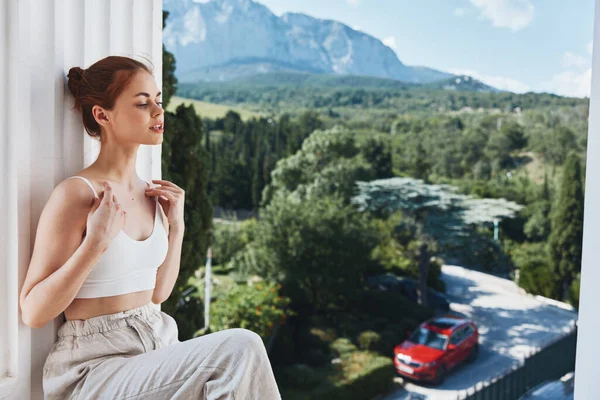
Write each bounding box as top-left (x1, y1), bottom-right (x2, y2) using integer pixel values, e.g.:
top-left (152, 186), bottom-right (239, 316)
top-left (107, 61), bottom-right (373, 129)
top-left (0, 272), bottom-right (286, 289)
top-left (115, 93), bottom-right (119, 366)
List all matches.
top-left (85, 181), bottom-right (126, 250)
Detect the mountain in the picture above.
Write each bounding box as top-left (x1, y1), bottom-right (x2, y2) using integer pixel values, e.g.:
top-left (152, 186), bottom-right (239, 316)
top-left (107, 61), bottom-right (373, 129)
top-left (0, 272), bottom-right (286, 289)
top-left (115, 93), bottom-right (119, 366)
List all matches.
top-left (228, 71), bottom-right (415, 89)
top-left (162, 0), bottom-right (455, 85)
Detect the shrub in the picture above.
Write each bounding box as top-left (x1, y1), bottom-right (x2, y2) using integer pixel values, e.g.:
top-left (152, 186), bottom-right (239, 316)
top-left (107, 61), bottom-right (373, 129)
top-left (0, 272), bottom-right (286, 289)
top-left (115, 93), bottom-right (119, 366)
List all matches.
top-left (357, 331), bottom-right (381, 351)
top-left (207, 282), bottom-right (293, 339)
top-left (330, 338), bottom-right (358, 357)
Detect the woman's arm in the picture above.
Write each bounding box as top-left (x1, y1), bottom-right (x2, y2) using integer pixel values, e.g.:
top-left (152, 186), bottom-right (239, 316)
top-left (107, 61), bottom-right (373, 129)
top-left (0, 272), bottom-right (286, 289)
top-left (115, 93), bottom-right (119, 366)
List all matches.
top-left (152, 226), bottom-right (185, 304)
top-left (19, 179), bottom-right (106, 328)
top-left (146, 180), bottom-right (186, 305)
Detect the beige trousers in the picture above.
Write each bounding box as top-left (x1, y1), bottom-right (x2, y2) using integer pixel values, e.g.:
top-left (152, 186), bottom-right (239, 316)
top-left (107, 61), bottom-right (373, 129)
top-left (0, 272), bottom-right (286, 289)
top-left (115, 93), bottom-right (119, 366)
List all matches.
top-left (42, 302), bottom-right (282, 399)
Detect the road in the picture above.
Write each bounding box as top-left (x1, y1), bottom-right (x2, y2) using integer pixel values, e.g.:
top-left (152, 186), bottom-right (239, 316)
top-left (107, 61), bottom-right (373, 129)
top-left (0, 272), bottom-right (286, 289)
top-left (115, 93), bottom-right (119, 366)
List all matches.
top-left (382, 265), bottom-right (578, 400)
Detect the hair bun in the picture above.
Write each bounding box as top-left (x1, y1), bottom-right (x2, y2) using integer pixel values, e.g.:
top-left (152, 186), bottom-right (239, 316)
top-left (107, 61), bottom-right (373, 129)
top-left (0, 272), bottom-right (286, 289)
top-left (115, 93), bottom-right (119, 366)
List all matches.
top-left (67, 67), bottom-right (86, 100)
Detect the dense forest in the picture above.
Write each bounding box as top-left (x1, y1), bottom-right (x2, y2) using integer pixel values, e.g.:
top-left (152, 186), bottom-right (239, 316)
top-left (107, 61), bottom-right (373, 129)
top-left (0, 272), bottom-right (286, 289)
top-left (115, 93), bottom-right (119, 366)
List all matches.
top-left (188, 76), bottom-right (588, 308)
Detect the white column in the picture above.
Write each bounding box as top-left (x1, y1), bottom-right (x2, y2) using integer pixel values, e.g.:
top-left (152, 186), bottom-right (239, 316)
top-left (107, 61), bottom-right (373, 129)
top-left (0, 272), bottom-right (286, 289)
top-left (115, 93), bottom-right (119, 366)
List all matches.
top-left (1, 1), bottom-right (33, 398)
top-left (0, 1), bottom-right (163, 399)
top-left (575, 0), bottom-right (600, 397)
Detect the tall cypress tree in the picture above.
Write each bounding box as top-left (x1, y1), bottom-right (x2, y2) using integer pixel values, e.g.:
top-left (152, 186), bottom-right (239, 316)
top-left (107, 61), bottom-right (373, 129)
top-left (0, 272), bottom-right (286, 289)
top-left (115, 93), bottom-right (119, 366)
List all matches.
top-left (252, 140), bottom-right (264, 208)
top-left (524, 172), bottom-right (552, 242)
top-left (549, 153), bottom-right (584, 302)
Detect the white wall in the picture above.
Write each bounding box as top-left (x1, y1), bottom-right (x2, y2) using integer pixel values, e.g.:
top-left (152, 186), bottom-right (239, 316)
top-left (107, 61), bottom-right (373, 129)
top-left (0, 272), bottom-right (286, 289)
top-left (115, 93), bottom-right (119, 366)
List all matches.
top-left (575, 0), bottom-right (600, 398)
top-left (0, 0), bottom-right (163, 399)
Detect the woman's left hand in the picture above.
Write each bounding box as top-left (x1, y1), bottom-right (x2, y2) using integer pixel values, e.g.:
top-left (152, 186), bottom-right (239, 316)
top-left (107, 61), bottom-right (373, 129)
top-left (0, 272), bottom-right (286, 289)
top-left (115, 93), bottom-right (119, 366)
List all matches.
top-left (145, 179), bottom-right (185, 232)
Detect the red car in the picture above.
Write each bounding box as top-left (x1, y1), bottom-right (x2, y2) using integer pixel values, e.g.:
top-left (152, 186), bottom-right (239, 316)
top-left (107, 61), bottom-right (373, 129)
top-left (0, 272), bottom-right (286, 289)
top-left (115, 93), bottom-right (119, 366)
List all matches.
top-left (393, 315), bottom-right (479, 385)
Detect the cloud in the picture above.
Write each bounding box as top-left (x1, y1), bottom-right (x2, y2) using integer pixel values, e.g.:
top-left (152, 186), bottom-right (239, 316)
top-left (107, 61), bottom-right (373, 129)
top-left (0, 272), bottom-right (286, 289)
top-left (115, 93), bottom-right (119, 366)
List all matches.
top-left (454, 8), bottom-right (467, 17)
top-left (469, 0), bottom-right (534, 32)
top-left (539, 68), bottom-right (591, 98)
top-left (562, 52), bottom-right (590, 69)
top-left (383, 36), bottom-right (397, 50)
top-left (346, 0), bottom-right (361, 5)
top-left (447, 68), bottom-right (531, 93)
top-left (587, 41), bottom-right (594, 55)
top-left (450, 49), bottom-right (593, 98)
top-left (539, 48), bottom-right (592, 98)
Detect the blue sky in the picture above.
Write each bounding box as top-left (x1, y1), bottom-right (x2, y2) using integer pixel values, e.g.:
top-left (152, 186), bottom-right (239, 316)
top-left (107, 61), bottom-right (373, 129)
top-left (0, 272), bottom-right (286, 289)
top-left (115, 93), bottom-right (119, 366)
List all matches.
top-left (257, 0), bottom-right (595, 97)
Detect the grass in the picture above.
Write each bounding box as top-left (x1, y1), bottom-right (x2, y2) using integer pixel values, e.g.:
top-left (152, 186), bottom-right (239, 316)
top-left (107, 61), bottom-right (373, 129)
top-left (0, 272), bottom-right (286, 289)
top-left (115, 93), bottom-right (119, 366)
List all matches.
top-left (167, 96), bottom-right (262, 120)
top-left (278, 350), bottom-right (395, 400)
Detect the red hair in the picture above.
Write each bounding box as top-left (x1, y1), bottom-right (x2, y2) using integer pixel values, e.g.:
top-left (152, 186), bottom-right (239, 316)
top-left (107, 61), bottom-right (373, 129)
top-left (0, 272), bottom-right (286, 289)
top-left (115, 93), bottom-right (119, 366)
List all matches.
top-left (66, 55), bottom-right (154, 139)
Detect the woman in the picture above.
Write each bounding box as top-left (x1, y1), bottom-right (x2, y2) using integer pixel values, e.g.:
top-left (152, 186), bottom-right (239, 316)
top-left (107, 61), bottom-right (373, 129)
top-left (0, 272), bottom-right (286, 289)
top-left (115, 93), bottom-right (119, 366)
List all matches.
top-left (19, 56), bottom-right (281, 399)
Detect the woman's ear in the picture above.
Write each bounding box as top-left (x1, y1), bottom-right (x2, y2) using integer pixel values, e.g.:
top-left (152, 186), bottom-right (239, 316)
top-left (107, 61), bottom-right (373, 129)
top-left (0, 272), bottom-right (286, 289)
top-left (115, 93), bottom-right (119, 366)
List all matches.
top-left (92, 105), bottom-right (110, 126)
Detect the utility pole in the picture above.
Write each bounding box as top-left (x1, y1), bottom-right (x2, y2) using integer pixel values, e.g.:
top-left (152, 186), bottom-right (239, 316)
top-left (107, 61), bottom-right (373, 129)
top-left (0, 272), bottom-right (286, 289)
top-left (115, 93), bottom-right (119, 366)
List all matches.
top-left (493, 219), bottom-right (499, 241)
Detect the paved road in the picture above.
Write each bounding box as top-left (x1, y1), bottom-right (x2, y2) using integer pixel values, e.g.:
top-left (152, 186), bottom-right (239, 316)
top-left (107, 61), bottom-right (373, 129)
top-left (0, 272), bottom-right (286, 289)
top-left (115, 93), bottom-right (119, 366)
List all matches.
top-left (382, 265), bottom-right (578, 400)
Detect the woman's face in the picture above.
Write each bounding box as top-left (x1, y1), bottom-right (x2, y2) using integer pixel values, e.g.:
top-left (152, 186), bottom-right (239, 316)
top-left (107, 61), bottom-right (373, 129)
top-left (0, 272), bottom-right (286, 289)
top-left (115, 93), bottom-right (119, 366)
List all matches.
top-left (99, 71), bottom-right (164, 146)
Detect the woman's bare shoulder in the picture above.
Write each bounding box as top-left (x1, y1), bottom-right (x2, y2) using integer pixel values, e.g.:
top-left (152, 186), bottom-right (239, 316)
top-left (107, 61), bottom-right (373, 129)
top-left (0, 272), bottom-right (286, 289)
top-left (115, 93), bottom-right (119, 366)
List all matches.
top-left (52, 176), bottom-right (98, 202)
top-left (41, 175), bottom-right (99, 231)
top-left (60, 170), bottom-right (103, 194)
top-left (35, 173), bottom-right (104, 239)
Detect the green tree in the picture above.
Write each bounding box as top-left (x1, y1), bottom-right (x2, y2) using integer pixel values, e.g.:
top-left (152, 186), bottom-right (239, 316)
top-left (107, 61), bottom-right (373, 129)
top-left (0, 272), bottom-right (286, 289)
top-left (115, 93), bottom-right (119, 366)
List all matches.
top-left (352, 177), bottom-right (523, 306)
top-left (252, 142), bottom-right (266, 208)
top-left (501, 121), bottom-right (527, 150)
top-left (460, 127), bottom-right (488, 178)
top-left (362, 137), bottom-right (393, 179)
top-left (211, 139), bottom-right (253, 209)
top-left (512, 242), bottom-right (557, 298)
top-left (545, 126), bottom-right (578, 166)
top-left (524, 173), bottom-right (552, 242)
top-left (484, 131), bottom-right (513, 173)
top-left (229, 193), bottom-right (380, 313)
top-left (286, 110), bottom-right (323, 156)
top-left (220, 110), bottom-right (243, 134)
top-left (410, 140), bottom-right (430, 181)
top-left (227, 127), bottom-right (380, 312)
top-left (549, 153), bottom-right (584, 302)
top-left (261, 126), bottom-right (372, 207)
top-left (207, 112), bottom-right (323, 212)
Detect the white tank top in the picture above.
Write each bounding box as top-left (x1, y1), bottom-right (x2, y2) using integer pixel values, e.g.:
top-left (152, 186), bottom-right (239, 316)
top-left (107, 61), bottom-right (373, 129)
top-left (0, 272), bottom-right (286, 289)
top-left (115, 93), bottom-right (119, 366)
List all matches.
top-left (67, 176), bottom-right (169, 299)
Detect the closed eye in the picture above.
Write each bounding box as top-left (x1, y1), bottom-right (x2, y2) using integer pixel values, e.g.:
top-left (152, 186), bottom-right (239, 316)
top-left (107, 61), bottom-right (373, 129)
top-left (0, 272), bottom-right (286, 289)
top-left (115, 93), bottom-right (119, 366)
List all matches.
top-left (137, 102), bottom-right (163, 108)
